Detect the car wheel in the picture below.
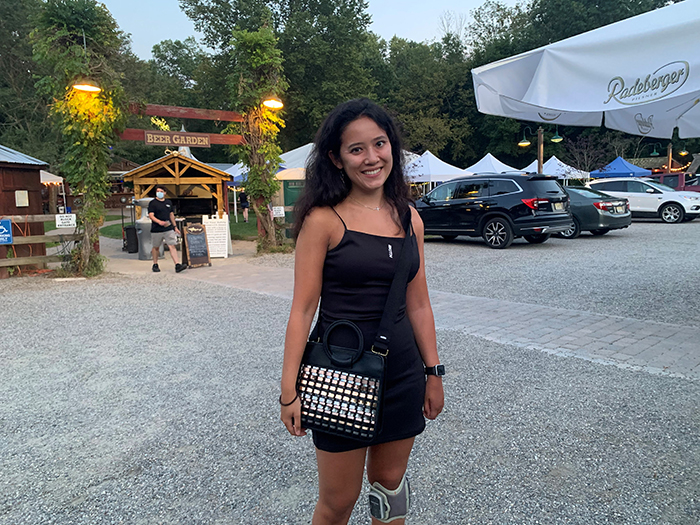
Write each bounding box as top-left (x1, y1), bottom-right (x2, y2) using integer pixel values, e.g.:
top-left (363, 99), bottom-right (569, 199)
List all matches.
top-left (482, 217), bottom-right (513, 249)
top-left (523, 233), bottom-right (551, 244)
top-left (660, 203), bottom-right (684, 223)
top-left (441, 234), bottom-right (458, 241)
top-left (558, 218), bottom-right (581, 239)
top-left (590, 229), bottom-right (610, 236)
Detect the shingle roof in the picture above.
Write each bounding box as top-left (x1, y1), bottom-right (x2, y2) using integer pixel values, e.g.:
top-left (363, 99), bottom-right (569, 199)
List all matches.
top-left (0, 144), bottom-right (48, 166)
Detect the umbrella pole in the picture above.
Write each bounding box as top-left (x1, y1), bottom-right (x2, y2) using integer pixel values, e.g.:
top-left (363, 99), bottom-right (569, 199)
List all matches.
top-left (667, 143), bottom-right (673, 174)
top-left (538, 127), bottom-right (544, 174)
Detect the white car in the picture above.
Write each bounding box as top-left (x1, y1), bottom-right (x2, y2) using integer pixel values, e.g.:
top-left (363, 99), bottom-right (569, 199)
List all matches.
top-left (587, 177), bottom-right (700, 223)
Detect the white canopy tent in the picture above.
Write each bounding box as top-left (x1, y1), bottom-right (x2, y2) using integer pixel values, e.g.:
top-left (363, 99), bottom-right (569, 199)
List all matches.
top-left (40, 170), bottom-right (63, 184)
top-left (465, 153), bottom-right (519, 173)
top-left (404, 150), bottom-right (471, 183)
top-left (280, 143), bottom-right (314, 169)
top-left (472, 0), bottom-right (700, 139)
top-left (522, 156), bottom-right (589, 179)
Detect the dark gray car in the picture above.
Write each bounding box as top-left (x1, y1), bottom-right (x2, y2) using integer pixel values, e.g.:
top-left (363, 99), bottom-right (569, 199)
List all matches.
top-left (557, 186), bottom-right (631, 239)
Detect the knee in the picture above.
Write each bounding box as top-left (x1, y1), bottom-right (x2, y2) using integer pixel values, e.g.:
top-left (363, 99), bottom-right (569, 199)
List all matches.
top-left (316, 488), bottom-right (360, 522)
top-left (367, 467), bottom-right (406, 491)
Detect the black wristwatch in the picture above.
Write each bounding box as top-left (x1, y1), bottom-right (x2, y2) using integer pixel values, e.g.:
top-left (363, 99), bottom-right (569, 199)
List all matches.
top-left (424, 364), bottom-right (445, 376)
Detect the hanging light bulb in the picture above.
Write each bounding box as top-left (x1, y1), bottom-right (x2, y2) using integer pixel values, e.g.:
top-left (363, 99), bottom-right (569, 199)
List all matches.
top-left (262, 95), bottom-right (283, 110)
top-left (72, 79), bottom-right (101, 93)
top-left (551, 125), bottom-right (563, 143)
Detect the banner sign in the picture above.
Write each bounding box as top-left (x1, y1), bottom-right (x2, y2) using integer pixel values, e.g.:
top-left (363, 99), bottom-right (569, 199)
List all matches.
top-left (144, 131), bottom-right (211, 148)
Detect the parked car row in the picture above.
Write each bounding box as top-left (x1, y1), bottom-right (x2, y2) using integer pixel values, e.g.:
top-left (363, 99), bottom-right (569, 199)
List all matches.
top-left (415, 173), bottom-right (632, 249)
top-left (587, 177), bottom-right (700, 223)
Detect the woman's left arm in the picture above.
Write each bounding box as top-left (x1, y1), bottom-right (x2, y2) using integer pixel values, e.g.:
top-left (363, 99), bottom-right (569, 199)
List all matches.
top-left (405, 208), bottom-right (444, 420)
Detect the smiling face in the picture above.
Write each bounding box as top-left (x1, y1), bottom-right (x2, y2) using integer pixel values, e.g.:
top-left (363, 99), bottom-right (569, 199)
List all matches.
top-left (330, 116), bottom-right (393, 194)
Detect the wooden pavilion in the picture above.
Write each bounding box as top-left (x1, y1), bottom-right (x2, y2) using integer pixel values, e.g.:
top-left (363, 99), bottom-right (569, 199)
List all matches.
top-left (123, 151), bottom-right (232, 219)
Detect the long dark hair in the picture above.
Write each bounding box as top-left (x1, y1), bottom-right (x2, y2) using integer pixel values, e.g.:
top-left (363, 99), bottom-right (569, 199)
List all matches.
top-left (292, 98), bottom-right (411, 238)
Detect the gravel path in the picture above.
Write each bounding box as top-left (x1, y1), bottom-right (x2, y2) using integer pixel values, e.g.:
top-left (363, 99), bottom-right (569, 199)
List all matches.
top-left (1, 275), bottom-right (698, 524)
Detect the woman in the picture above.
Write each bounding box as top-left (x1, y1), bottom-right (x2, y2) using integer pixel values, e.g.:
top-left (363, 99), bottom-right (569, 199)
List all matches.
top-left (239, 190), bottom-right (249, 222)
top-left (280, 99), bottom-right (444, 525)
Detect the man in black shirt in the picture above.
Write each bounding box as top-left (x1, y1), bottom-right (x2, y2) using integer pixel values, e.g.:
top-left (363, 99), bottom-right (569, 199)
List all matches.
top-left (148, 186), bottom-right (185, 273)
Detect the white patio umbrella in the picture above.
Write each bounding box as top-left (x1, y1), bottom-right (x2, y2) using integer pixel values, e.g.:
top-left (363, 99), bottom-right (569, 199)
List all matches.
top-left (472, 0), bottom-right (700, 139)
top-left (404, 150), bottom-right (471, 183)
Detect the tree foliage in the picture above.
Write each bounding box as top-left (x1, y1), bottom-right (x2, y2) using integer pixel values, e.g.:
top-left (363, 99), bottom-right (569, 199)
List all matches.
top-left (32, 0), bottom-right (126, 276)
top-left (227, 25), bottom-right (287, 248)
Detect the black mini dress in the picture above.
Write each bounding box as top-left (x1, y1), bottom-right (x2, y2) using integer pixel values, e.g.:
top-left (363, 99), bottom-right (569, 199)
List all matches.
top-left (311, 208), bottom-right (426, 453)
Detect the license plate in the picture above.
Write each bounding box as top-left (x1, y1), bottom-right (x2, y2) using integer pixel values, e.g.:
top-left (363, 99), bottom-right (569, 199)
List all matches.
top-left (614, 206), bottom-right (624, 214)
top-left (553, 202), bottom-right (564, 211)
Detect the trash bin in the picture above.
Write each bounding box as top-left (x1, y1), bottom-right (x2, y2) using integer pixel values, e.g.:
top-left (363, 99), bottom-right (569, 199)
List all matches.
top-left (124, 225), bottom-right (138, 253)
top-left (134, 197), bottom-right (163, 261)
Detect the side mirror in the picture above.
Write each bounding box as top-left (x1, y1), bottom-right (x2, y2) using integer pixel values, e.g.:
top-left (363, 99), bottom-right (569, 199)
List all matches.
top-left (646, 188), bottom-right (655, 193)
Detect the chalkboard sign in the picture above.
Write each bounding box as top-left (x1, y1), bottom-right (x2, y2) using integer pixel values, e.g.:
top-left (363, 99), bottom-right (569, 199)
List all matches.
top-left (183, 223), bottom-right (211, 268)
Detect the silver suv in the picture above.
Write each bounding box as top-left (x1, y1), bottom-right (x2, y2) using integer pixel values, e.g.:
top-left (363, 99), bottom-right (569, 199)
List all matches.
top-left (588, 177), bottom-right (700, 223)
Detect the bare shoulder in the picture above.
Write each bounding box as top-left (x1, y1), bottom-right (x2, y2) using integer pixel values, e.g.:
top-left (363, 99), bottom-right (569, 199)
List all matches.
top-left (409, 206), bottom-right (424, 234)
top-left (299, 206), bottom-right (339, 240)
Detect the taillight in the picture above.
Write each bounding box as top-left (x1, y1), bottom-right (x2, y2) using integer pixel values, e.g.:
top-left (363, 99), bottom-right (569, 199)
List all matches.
top-left (594, 201), bottom-right (615, 212)
top-left (522, 198), bottom-right (550, 210)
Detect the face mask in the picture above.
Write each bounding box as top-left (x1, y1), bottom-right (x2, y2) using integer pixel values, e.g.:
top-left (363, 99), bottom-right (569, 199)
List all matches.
top-left (156, 191), bottom-right (165, 199)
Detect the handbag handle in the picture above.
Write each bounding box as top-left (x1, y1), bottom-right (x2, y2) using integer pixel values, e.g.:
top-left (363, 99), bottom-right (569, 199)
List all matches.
top-left (322, 320), bottom-right (365, 367)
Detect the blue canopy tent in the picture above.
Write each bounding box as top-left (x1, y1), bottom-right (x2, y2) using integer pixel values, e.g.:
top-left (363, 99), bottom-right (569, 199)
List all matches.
top-left (590, 157), bottom-right (651, 178)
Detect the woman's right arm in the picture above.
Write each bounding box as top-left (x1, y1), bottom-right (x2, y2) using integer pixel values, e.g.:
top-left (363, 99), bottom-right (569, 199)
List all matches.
top-left (280, 208), bottom-right (332, 436)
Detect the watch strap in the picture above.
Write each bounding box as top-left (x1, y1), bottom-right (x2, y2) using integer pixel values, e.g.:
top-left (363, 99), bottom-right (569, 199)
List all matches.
top-left (424, 364), bottom-right (445, 376)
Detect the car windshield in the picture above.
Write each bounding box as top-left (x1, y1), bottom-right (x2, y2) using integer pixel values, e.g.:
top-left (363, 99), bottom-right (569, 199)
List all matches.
top-left (645, 180), bottom-right (675, 192)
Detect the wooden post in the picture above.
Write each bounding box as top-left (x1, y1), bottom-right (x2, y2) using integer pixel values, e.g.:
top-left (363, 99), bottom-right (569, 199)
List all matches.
top-left (49, 185), bottom-right (58, 214)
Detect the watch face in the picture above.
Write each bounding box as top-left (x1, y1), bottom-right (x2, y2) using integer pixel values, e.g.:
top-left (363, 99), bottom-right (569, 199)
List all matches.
top-left (436, 365), bottom-right (445, 376)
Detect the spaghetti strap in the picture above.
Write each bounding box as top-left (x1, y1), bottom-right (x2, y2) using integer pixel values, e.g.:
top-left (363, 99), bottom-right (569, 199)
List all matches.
top-left (330, 207), bottom-right (347, 230)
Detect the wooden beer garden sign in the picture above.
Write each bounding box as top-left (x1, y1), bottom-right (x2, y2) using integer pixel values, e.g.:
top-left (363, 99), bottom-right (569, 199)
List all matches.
top-left (120, 103), bottom-right (245, 147)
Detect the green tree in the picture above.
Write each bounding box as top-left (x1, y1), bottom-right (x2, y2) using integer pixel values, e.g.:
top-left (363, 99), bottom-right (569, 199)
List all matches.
top-left (277, 0), bottom-right (376, 147)
top-left (32, 0), bottom-right (126, 276)
top-left (0, 0), bottom-right (61, 164)
top-left (227, 25), bottom-right (287, 248)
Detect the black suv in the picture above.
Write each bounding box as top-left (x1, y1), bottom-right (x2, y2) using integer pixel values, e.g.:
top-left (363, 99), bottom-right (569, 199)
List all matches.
top-left (416, 173), bottom-right (573, 249)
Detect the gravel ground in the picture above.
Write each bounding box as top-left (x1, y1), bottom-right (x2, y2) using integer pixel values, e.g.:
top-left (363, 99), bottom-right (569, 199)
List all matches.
top-left (1, 275), bottom-right (698, 524)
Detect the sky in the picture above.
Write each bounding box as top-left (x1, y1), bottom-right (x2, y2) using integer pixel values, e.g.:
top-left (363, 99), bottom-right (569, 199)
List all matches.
top-left (100, 0), bottom-right (516, 60)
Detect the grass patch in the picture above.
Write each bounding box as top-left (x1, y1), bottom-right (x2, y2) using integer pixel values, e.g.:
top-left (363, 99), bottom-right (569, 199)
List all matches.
top-left (229, 214), bottom-right (259, 240)
top-left (100, 223), bottom-right (124, 239)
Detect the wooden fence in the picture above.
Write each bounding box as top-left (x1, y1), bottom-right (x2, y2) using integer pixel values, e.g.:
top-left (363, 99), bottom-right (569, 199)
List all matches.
top-left (0, 214), bottom-right (80, 270)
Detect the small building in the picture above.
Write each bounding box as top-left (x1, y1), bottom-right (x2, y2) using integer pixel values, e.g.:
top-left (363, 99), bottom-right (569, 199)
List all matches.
top-left (123, 151), bottom-right (232, 220)
top-left (0, 144), bottom-right (49, 278)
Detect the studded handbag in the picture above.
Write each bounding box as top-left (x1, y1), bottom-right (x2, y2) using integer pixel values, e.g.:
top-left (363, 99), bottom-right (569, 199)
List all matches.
top-left (296, 211), bottom-right (414, 441)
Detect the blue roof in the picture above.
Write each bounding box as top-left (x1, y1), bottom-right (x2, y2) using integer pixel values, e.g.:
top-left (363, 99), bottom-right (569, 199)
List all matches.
top-left (590, 156), bottom-right (651, 178)
top-left (0, 144), bottom-right (47, 166)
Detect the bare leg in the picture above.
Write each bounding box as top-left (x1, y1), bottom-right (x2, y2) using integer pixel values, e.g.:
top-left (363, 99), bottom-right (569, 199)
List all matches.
top-left (151, 246), bottom-right (159, 264)
top-left (313, 446), bottom-right (367, 525)
top-left (243, 208), bottom-right (248, 222)
top-left (166, 244), bottom-right (179, 266)
top-left (366, 437), bottom-right (416, 525)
